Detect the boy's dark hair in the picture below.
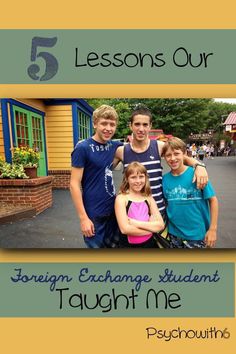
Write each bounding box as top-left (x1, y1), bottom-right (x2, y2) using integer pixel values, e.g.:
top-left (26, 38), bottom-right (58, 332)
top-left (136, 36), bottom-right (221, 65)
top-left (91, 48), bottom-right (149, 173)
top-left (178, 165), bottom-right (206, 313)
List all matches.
top-left (130, 104), bottom-right (152, 124)
top-left (162, 137), bottom-right (187, 156)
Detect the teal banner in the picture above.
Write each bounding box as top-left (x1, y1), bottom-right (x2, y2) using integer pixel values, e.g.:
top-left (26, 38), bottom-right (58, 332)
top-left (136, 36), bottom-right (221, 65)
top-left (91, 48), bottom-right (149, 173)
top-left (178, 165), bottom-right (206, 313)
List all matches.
top-left (0, 30), bottom-right (236, 84)
top-left (0, 262), bottom-right (234, 317)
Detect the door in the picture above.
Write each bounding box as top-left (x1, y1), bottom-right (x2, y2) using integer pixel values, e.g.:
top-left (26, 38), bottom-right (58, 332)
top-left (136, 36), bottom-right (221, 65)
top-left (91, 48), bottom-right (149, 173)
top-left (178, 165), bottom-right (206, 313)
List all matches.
top-left (12, 105), bottom-right (47, 176)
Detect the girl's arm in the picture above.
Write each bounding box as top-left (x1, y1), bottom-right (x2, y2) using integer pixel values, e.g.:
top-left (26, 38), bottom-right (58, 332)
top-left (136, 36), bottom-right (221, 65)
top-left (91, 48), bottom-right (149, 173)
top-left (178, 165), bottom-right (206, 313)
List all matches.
top-left (204, 196), bottom-right (218, 247)
top-left (115, 195), bottom-right (149, 236)
top-left (128, 197), bottom-right (165, 233)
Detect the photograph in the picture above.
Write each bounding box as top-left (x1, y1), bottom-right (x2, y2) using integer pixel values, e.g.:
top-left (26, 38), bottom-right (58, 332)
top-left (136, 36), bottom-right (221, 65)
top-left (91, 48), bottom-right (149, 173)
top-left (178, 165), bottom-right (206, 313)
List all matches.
top-left (0, 97), bottom-right (235, 248)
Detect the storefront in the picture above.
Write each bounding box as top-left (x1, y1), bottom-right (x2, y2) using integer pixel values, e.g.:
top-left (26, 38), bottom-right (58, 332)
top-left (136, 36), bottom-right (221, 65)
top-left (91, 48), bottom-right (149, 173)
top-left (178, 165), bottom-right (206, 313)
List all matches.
top-left (0, 98), bottom-right (93, 187)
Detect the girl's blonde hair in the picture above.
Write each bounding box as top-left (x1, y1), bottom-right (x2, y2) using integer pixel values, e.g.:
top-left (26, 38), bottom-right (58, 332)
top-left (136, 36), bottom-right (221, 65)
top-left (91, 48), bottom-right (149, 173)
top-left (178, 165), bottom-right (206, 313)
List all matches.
top-left (119, 161), bottom-right (151, 196)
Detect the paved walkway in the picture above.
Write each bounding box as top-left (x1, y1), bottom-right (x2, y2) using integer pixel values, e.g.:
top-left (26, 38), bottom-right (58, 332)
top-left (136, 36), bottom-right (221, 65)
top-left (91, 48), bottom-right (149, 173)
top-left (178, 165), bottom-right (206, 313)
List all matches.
top-left (0, 156), bottom-right (235, 248)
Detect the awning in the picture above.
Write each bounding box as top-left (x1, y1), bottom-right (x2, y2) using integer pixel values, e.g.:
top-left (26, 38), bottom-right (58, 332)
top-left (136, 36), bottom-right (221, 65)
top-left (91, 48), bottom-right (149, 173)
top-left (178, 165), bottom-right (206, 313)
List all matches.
top-left (223, 112), bottom-right (236, 125)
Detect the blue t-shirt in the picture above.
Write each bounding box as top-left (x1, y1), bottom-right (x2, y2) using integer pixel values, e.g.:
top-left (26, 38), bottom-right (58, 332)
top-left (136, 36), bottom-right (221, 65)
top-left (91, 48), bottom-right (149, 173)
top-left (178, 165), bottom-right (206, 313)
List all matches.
top-left (71, 138), bottom-right (122, 218)
top-left (163, 166), bottom-right (215, 240)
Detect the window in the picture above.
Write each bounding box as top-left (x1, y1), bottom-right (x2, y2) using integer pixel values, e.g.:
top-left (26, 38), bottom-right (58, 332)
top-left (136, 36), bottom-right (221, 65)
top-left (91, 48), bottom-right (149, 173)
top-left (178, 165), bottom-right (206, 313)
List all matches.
top-left (78, 111), bottom-right (90, 140)
top-left (15, 110), bottom-right (30, 147)
top-left (13, 105), bottom-right (47, 176)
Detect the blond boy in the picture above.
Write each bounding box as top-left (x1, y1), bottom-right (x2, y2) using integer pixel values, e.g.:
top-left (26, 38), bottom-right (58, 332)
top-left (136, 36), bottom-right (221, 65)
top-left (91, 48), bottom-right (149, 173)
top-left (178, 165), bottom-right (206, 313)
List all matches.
top-left (70, 105), bottom-right (122, 248)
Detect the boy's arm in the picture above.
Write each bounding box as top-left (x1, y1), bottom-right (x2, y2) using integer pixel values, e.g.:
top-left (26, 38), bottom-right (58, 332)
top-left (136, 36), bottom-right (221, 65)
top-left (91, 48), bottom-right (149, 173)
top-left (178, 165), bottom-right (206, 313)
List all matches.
top-left (158, 140), bottom-right (208, 189)
top-left (70, 167), bottom-right (95, 237)
top-left (204, 196), bottom-right (218, 247)
top-left (128, 197), bottom-right (165, 233)
top-left (113, 145), bottom-right (124, 168)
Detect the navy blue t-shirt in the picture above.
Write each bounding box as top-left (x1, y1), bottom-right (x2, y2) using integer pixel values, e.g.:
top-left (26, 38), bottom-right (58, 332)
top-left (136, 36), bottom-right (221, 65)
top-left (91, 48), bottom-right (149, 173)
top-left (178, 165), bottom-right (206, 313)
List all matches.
top-left (71, 138), bottom-right (122, 218)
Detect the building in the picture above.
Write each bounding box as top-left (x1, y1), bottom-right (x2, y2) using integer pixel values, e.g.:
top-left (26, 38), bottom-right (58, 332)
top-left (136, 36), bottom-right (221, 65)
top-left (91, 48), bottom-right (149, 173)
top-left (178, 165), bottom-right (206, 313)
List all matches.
top-left (126, 129), bottom-right (172, 142)
top-left (0, 98), bottom-right (93, 188)
top-left (223, 112), bottom-right (236, 145)
top-left (148, 129), bottom-right (164, 140)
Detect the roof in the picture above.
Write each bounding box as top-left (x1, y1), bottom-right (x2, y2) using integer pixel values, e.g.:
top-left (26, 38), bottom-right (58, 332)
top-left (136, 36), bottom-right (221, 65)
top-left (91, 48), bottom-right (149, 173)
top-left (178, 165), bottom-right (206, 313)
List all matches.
top-left (223, 112), bottom-right (236, 125)
top-left (43, 99), bottom-right (94, 114)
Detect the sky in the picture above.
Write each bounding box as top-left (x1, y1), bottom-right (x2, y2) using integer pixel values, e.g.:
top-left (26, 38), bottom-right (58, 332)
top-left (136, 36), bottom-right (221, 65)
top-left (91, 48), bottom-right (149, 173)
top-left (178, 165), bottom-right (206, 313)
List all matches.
top-left (214, 98), bottom-right (236, 104)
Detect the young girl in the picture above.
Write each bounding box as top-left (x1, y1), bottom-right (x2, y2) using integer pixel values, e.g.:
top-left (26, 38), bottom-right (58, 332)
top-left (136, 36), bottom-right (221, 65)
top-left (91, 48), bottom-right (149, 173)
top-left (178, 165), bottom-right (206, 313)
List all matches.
top-left (115, 161), bottom-right (165, 248)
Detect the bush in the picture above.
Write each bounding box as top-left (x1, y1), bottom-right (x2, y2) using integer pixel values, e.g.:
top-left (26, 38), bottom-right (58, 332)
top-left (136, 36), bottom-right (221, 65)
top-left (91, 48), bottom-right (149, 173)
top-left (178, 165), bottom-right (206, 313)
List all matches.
top-left (0, 155), bottom-right (5, 167)
top-left (12, 146), bottom-right (40, 168)
top-left (0, 162), bottom-right (28, 179)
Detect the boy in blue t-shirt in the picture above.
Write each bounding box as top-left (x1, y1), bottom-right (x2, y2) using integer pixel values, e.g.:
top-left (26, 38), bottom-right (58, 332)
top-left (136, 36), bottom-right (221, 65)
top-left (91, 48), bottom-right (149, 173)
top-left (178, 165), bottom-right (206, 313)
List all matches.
top-left (70, 105), bottom-right (122, 248)
top-left (162, 137), bottom-right (218, 248)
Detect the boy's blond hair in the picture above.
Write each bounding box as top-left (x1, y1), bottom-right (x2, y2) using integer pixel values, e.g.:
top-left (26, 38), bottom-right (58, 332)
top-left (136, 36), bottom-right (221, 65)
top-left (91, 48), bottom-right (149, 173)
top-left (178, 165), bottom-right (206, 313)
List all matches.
top-left (93, 105), bottom-right (118, 124)
top-left (162, 137), bottom-right (187, 156)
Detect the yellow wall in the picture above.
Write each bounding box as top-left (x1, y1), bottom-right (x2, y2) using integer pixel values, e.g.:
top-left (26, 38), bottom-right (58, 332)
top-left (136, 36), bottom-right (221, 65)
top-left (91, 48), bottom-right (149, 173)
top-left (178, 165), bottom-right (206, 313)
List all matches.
top-left (45, 105), bottom-right (73, 170)
top-left (19, 99), bottom-right (46, 112)
top-left (0, 102), bottom-right (5, 157)
top-left (0, 99), bottom-right (74, 170)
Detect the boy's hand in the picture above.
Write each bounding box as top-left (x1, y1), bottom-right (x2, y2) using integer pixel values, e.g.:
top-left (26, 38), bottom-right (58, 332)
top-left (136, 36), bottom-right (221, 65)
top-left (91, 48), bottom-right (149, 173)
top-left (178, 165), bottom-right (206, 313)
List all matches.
top-left (80, 217), bottom-right (95, 237)
top-left (204, 229), bottom-right (217, 248)
top-left (192, 165), bottom-right (208, 189)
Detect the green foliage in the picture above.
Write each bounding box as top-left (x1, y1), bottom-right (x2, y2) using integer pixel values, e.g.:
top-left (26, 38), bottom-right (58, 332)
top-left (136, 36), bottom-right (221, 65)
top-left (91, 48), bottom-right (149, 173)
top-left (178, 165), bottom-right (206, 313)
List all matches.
top-left (12, 146), bottom-right (40, 168)
top-left (206, 101), bottom-right (236, 132)
top-left (87, 98), bottom-right (131, 138)
top-left (87, 98), bottom-right (235, 140)
top-left (0, 155), bottom-right (5, 167)
top-left (214, 132), bottom-right (232, 145)
top-left (0, 162), bottom-right (28, 179)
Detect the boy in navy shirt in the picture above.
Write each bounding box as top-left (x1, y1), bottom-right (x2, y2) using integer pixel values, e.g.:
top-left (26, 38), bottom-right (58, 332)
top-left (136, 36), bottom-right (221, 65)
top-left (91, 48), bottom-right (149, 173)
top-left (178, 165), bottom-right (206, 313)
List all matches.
top-left (70, 105), bottom-right (122, 248)
top-left (162, 137), bottom-right (218, 248)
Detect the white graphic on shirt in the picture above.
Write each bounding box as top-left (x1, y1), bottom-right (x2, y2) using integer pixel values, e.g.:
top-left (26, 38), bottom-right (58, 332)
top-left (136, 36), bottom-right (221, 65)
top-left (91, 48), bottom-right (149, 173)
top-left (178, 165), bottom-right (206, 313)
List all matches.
top-left (165, 185), bottom-right (202, 201)
top-left (105, 165), bottom-right (116, 197)
top-left (89, 142), bottom-right (112, 152)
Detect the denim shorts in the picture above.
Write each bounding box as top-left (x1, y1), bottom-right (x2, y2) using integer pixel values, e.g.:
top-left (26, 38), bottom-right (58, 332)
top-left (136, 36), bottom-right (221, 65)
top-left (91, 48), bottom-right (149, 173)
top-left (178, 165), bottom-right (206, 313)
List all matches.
top-left (169, 234), bottom-right (206, 249)
top-left (83, 213), bottom-right (120, 249)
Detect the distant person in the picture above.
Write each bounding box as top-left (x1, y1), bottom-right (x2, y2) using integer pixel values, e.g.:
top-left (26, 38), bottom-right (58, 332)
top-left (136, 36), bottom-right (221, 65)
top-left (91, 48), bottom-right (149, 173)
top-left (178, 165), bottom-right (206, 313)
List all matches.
top-left (210, 144), bottom-right (215, 159)
top-left (70, 105), bottom-right (122, 248)
top-left (190, 143), bottom-right (197, 158)
top-left (225, 146), bottom-right (231, 157)
top-left (205, 144), bottom-right (211, 159)
top-left (217, 147), bottom-right (222, 156)
top-left (115, 162), bottom-right (164, 248)
top-left (198, 145), bottom-right (205, 161)
top-left (162, 137), bottom-right (218, 248)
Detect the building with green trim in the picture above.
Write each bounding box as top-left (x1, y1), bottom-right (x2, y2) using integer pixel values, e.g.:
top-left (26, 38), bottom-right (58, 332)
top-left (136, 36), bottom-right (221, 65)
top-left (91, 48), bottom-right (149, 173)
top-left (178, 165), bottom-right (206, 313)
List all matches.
top-left (0, 98), bottom-right (93, 188)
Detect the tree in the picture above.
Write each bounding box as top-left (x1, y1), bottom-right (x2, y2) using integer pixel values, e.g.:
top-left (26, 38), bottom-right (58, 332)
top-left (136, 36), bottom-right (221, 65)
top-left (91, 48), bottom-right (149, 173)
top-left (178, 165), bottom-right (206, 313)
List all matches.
top-left (207, 101), bottom-right (236, 133)
top-left (86, 98), bottom-right (236, 140)
top-left (87, 98), bottom-right (131, 138)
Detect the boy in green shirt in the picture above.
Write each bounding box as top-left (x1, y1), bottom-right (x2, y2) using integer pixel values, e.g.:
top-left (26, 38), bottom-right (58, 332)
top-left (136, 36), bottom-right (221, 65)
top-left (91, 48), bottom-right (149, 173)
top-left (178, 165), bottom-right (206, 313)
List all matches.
top-left (162, 137), bottom-right (218, 248)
